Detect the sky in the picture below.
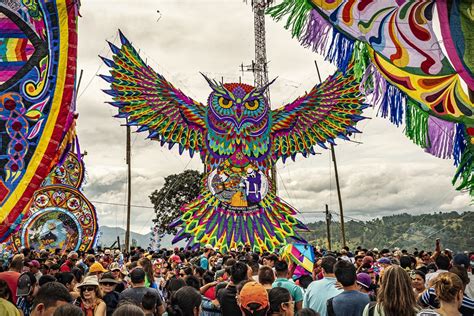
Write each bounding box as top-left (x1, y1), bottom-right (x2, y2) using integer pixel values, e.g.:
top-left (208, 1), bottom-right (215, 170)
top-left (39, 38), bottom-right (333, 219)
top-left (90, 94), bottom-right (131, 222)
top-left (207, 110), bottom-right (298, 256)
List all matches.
top-left (76, 0), bottom-right (471, 235)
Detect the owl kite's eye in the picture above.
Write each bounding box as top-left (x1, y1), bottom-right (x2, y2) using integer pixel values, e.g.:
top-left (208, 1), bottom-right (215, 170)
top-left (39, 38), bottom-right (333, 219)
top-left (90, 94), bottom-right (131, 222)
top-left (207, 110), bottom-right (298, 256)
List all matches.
top-left (218, 97), bottom-right (233, 109)
top-left (244, 100), bottom-right (259, 111)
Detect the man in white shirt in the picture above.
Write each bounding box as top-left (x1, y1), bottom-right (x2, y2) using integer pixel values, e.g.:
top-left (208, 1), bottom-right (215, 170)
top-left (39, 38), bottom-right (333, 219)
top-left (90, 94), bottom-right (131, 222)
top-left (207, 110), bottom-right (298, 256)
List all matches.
top-left (303, 256), bottom-right (342, 315)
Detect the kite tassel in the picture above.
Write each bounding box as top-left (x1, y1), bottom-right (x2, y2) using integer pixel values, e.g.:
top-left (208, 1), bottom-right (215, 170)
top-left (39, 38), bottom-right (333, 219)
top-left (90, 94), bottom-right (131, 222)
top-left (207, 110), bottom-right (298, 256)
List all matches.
top-left (453, 123), bottom-right (467, 166)
top-left (404, 99), bottom-right (429, 148)
top-left (326, 28), bottom-right (354, 72)
top-left (425, 116), bottom-right (455, 159)
top-left (300, 9), bottom-right (332, 54)
top-left (266, 0), bottom-right (313, 38)
top-left (378, 83), bottom-right (404, 127)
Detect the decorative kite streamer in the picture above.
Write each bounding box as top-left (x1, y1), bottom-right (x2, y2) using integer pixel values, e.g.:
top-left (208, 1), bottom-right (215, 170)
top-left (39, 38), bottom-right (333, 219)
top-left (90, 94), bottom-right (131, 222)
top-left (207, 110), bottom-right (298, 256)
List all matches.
top-left (268, 0), bottom-right (474, 197)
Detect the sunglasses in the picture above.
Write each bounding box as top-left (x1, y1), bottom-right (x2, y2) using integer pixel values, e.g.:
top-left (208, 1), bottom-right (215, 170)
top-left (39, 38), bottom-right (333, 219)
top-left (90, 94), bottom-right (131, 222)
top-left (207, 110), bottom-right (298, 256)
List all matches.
top-left (82, 286), bottom-right (96, 292)
top-left (101, 282), bottom-right (116, 286)
top-left (179, 273), bottom-right (185, 276)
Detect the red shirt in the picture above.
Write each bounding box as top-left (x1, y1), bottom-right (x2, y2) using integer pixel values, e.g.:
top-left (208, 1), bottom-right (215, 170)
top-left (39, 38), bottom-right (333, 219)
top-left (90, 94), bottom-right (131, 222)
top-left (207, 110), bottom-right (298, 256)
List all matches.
top-left (0, 271), bottom-right (20, 303)
top-left (60, 260), bottom-right (72, 272)
top-left (204, 286), bottom-right (216, 300)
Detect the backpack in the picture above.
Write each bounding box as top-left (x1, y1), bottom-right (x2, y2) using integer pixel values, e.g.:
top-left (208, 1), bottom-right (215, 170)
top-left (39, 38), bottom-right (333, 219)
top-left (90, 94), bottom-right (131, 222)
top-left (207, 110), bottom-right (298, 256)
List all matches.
top-left (327, 297), bottom-right (336, 316)
top-left (367, 302), bottom-right (377, 316)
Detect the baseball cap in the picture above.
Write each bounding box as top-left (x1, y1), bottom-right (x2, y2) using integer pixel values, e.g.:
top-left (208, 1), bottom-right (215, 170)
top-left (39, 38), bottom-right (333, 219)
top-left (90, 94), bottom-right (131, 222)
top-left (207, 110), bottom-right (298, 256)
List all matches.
top-left (170, 254), bottom-right (181, 263)
top-left (453, 254), bottom-right (469, 268)
top-left (239, 281), bottom-right (269, 311)
top-left (362, 256), bottom-right (373, 265)
top-left (28, 260), bottom-right (40, 268)
top-left (89, 262), bottom-right (107, 273)
top-left (378, 257), bottom-right (391, 265)
top-left (17, 272), bottom-right (36, 297)
top-left (204, 244), bottom-right (213, 250)
top-left (109, 262), bottom-right (120, 272)
top-left (356, 273), bottom-right (371, 290)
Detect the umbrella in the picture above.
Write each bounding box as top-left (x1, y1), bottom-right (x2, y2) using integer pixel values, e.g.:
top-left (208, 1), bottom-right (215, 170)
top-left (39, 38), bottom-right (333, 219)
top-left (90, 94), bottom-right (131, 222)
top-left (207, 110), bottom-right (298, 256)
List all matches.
top-left (281, 243), bottom-right (315, 273)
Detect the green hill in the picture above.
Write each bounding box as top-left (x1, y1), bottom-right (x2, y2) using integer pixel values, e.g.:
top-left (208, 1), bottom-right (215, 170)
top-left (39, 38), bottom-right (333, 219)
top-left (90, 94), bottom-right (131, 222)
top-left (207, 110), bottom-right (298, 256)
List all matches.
top-left (300, 211), bottom-right (473, 252)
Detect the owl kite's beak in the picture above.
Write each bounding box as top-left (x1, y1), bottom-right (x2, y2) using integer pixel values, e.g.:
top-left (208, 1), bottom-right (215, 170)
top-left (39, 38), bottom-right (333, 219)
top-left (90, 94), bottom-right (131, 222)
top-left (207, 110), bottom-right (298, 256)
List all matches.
top-left (236, 105), bottom-right (243, 123)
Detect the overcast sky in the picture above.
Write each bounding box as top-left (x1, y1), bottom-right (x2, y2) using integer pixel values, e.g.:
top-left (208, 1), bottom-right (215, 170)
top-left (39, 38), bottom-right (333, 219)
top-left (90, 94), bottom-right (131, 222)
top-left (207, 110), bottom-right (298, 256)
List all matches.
top-left (76, 0), bottom-right (470, 235)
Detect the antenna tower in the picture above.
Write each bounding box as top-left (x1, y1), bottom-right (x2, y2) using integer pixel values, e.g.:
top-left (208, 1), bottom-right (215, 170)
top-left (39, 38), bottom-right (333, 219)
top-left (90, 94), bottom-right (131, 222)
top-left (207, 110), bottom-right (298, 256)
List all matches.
top-left (242, 0), bottom-right (277, 192)
top-left (252, 0), bottom-right (272, 104)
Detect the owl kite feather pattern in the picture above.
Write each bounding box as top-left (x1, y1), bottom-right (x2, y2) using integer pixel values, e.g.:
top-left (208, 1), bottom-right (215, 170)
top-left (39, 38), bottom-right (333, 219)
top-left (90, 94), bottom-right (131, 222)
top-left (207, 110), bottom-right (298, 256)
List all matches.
top-left (101, 31), bottom-right (368, 252)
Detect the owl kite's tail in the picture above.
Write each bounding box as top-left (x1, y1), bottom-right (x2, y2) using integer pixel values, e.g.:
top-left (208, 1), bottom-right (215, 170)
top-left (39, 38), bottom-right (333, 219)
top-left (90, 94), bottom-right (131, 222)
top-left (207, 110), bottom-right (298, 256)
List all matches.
top-left (170, 192), bottom-right (308, 253)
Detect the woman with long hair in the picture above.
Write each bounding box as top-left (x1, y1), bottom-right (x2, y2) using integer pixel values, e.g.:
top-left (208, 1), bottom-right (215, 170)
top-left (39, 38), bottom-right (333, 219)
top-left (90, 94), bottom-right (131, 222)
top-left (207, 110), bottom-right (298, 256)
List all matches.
top-left (138, 257), bottom-right (157, 289)
top-left (363, 266), bottom-right (419, 316)
top-left (74, 276), bottom-right (106, 316)
top-left (166, 286), bottom-right (201, 316)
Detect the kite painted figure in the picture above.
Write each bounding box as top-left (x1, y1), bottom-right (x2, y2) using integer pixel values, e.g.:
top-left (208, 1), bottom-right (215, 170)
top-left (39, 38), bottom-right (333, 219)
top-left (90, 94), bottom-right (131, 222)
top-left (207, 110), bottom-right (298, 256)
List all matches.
top-left (101, 31), bottom-right (368, 252)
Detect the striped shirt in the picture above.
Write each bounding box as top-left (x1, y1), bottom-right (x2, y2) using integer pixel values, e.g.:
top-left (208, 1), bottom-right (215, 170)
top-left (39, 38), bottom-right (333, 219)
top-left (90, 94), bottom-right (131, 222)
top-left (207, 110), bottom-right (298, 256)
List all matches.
top-left (419, 287), bottom-right (474, 316)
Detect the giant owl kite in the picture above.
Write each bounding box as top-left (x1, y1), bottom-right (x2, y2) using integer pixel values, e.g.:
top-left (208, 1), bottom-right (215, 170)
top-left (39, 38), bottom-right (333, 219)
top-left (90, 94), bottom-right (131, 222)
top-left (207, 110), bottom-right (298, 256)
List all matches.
top-left (102, 31), bottom-right (367, 252)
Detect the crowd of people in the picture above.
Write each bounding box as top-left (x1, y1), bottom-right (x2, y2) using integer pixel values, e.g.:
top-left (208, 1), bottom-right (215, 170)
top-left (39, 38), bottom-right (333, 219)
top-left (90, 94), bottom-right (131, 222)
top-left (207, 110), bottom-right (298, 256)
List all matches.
top-left (0, 240), bottom-right (472, 316)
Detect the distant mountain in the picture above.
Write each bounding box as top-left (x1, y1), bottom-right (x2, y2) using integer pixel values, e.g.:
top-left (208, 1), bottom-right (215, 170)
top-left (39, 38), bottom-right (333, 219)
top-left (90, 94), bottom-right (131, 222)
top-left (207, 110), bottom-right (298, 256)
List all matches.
top-left (98, 211), bottom-right (472, 252)
top-left (97, 226), bottom-right (184, 249)
top-left (301, 211), bottom-right (473, 252)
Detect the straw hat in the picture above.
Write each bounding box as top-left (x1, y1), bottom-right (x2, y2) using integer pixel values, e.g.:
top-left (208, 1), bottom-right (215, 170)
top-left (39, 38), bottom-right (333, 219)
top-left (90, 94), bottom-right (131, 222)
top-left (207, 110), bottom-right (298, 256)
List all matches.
top-left (78, 275), bottom-right (99, 288)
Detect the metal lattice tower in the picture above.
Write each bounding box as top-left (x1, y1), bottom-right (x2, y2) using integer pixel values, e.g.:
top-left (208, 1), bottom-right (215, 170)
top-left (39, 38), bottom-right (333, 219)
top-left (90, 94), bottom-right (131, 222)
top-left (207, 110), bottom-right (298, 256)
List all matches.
top-left (252, 0), bottom-right (272, 105)
top-left (251, 0), bottom-right (277, 192)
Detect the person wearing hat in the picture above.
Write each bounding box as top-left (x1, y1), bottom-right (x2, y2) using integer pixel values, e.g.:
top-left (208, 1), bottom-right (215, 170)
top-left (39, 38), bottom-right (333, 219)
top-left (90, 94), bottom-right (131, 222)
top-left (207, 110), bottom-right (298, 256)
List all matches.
top-left (99, 273), bottom-right (119, 316)
top-left (356, 273), bottom-right (375, 300)
top-left (377, 257), bottom-right (391, 269)
top-left (74, 275), bottom-right (106, 316)
top-left (108, 262), bottom-right (126, 293)
top-left (88, 262), bottom-right (108, 279)
top-left (452, 253), bottom-right (474, 299)
top-left (27, 261), bottom-right (42, 283)
top-left (16, 272), bottom-right (38, 316)
top-left (60, 251), bottom-right (78, 273)
top-left (100, 250), bottom-right (112, 270)
top-left (200, 244), bottom-right (214, 270)
top-left (240, 281), bottom-right (270, 316)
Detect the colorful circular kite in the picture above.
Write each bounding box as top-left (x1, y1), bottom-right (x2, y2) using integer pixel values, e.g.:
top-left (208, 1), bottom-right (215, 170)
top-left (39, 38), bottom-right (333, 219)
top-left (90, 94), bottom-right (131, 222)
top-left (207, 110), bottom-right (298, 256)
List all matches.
top-left (42, 152), bottom-right (85, 189)
top-left (10, 184), bottom-right (98, 253)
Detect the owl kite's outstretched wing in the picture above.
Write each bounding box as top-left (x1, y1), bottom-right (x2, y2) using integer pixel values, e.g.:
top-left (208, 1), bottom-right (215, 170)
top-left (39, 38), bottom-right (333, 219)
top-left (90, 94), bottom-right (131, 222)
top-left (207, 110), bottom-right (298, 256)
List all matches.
top-left (271, 65), bottom-right (367, 162)
top-left (101, 31), bottom-right (207, 157)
